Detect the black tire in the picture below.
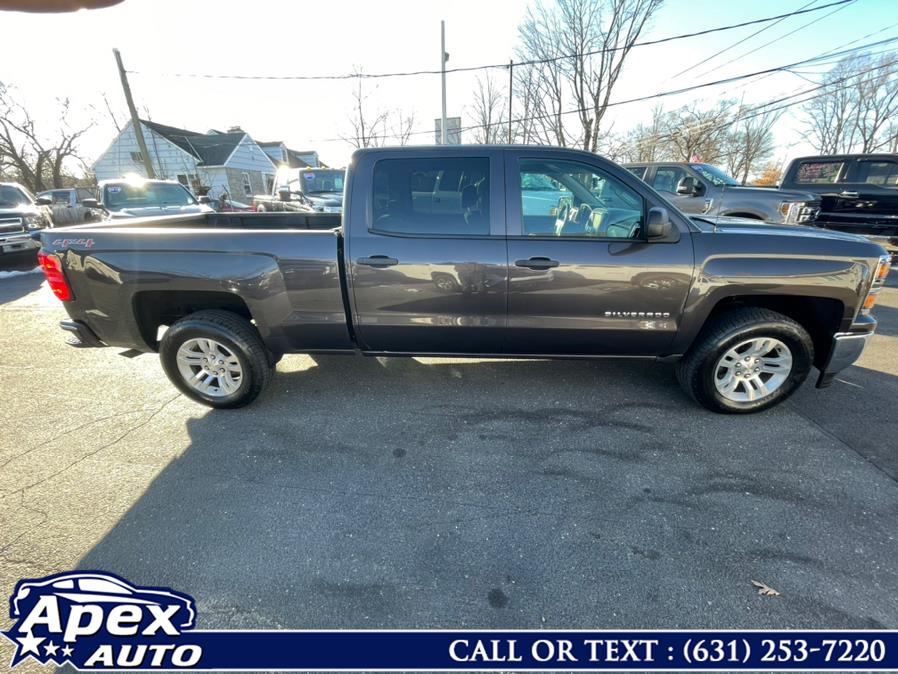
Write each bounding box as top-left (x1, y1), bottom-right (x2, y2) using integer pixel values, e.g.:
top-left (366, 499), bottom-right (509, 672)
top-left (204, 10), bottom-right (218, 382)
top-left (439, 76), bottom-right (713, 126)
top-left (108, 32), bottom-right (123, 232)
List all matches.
top-left (159, 310), bottom-right (272, 409)
top-left (676, 307), bottom-right (814, 414)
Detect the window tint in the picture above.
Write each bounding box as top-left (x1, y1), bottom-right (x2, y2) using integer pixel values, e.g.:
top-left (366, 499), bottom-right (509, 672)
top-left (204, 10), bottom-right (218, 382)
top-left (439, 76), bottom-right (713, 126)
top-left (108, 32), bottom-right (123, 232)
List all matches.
top-left (858, 160), bottom-right (898, 186)
top-left (651, 166), bottom-right (688, 193)
top-left (626, 166), bottom-right (647, 180)
top-left (520, 160), bottom-right (644, 239)
top-left (373, 157), bottom-right (490, 235)
top-left (795, 161), bottom-right (843, 184)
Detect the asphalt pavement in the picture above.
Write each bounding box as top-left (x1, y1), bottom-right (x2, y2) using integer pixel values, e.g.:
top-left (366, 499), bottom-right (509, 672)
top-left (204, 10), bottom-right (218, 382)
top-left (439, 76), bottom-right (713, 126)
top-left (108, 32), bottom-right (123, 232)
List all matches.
top-left (1, 254), bottom-right (896, 668)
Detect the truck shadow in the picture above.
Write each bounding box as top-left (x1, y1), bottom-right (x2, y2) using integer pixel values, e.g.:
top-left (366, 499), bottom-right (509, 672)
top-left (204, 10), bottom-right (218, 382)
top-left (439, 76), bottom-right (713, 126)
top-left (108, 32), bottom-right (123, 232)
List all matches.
top-left (62, 353), bottom-right (898, 645)
top-left (0, 269), bottom-right (44, 304)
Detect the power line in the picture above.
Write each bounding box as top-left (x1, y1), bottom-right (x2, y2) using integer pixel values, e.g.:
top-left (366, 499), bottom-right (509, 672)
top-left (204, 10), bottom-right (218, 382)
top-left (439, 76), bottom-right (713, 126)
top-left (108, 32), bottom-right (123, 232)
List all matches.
top-left (300, 37), bottom-right (898, 145)
top-left (670, 0), bottom-right (822, 80)
top-left (126, 0), bottom-right (857, 82)
top-left (690, 0), bottom-right (856, 80)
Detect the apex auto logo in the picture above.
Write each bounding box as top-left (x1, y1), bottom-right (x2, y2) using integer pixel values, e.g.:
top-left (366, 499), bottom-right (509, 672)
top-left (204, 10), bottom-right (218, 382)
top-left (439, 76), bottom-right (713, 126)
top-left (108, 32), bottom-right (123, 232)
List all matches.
top-left (3, 571), bottom-right (200, 669)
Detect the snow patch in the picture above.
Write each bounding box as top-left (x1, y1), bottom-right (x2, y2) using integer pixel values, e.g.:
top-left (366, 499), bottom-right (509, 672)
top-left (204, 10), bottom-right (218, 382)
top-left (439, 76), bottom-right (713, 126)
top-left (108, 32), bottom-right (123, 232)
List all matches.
top-left (0, 267), bottom-right (41, 279)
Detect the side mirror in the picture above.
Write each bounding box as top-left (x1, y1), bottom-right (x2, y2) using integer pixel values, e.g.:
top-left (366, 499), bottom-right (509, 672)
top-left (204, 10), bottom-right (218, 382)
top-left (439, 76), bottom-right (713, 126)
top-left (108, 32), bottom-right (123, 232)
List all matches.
top-left (277, 188), bottom-right (291, 202)
top-left (81, 198), bottom-right (100, 209)
top-left (676, 176), bottom-right (701, 196)
top-left (35, 196), bottom-right (52, 206)
top-left (646, 207), bottom-right (672, 239)
top-left (197, 195), bottom-right (212, 205)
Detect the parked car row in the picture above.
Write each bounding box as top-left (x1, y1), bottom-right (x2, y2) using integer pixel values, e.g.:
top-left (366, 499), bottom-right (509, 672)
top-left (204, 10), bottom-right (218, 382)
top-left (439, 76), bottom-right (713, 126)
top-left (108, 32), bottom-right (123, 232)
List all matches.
top-left (624, 154), bottom-right (898, 248)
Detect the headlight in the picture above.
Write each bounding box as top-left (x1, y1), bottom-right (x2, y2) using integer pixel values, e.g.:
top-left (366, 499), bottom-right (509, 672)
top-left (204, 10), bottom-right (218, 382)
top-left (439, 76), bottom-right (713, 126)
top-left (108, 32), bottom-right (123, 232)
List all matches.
top-left (779, 201), bottom-right (819, 224)
top-left (24, 213), bottom-right (46, 230)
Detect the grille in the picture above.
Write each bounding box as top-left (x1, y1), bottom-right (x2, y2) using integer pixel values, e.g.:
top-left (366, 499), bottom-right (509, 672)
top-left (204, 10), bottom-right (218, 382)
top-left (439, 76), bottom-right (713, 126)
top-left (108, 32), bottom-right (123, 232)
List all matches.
top-left (0, 217), bottom-right (25, 235)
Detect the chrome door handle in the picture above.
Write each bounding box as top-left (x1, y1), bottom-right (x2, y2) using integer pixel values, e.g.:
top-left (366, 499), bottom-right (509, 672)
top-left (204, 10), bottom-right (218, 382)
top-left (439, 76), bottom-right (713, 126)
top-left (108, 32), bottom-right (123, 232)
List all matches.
top-left (515, 257), bottom-right (559, 270)
top-left (357, 255), bottom-right (399, 268)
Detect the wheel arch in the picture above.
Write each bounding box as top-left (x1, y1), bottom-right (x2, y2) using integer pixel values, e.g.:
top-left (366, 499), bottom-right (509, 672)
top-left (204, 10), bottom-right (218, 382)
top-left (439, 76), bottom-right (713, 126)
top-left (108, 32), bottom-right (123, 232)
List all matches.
top-left (133, 290), bottom-right (253, 352)
top-left (687, 294), bottom-right (845, 369)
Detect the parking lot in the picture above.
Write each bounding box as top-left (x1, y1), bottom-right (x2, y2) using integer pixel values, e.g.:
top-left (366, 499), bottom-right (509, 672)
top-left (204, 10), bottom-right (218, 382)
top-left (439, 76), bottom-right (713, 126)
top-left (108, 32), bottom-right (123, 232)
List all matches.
top-left (1, 252), bottom-right (897, 662)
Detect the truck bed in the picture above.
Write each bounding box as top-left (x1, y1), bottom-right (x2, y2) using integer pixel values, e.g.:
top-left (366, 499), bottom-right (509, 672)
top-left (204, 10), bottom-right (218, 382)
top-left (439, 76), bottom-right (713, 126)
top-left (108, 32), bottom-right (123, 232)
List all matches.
top-left (40, 211), bottom-right (351, 355)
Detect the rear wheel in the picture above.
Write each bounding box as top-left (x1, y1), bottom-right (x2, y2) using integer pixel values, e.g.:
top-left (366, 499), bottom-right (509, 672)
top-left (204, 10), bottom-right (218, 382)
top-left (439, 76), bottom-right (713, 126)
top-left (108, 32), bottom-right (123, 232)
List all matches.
top-left (160, 310), bottom-right (272, 408)
top-left (676, 308), bottom-right (814, 413)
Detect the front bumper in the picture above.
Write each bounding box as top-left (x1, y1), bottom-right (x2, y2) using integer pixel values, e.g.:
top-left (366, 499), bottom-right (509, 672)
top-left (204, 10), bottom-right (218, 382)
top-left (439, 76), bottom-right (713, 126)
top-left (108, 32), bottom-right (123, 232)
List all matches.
top-left (816, 330), bottom-right (874, 388)
top-left (0, 234), bottom-right (40, 255)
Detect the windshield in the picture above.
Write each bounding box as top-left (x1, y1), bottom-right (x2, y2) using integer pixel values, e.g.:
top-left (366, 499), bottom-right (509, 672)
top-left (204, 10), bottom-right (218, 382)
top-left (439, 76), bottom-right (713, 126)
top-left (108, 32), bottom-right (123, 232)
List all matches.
top-left (690, 163), bottom-right (740, 187)
top-left (291, 170), bottom-right (344, 195)
top-left (0, 185), bottom-right (32, 207)
top-left (104, 183), bottom-right (197, 209)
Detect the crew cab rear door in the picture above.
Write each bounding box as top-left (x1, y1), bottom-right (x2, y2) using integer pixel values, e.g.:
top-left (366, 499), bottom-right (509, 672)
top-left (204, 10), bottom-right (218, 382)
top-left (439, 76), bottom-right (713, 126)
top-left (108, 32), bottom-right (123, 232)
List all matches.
top-left (504, 149), bottom-right (694, 355)
top-left (346, 148), bottom-right (507, 354)
top-left (830, 157), bottom-right (898, 229)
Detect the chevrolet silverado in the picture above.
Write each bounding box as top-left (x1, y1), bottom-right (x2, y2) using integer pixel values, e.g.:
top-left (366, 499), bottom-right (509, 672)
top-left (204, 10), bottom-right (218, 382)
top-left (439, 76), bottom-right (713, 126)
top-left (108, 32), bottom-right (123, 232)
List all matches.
top-left (38, 146), bottom-right (890, 413)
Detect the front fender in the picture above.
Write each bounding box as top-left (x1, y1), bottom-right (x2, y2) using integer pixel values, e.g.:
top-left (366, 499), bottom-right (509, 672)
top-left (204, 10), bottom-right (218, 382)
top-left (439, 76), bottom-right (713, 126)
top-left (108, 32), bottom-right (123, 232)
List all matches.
top-left (671, 253), bottom-right (867, 355)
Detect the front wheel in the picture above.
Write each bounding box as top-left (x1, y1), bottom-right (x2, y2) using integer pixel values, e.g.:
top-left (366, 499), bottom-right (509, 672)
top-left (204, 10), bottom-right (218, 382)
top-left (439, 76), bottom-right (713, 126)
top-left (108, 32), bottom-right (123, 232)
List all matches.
top-left (676, 308), bottom-right (814, 414)
top-left (160, 310), bottom-right (273, 408)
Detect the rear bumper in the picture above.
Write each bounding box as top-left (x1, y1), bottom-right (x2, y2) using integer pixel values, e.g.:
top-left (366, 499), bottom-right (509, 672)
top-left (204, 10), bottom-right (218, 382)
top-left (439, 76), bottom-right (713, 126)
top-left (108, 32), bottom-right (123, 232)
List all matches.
top-left (816, 330), bottom-right (874, 388)
top-left (60, 320), bottom-right (105, 348)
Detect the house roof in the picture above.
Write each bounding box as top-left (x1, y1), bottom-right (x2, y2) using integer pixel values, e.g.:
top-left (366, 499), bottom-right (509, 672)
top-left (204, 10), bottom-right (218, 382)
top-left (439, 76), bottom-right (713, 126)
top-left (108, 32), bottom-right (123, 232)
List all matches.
top-left (140, 119), bottom-right (246, 167)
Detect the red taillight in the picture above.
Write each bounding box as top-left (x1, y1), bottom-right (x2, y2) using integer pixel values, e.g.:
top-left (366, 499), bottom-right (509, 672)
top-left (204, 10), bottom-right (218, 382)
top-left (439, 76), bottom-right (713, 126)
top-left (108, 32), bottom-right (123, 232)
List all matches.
top-left (37, 250), bottom-right (74, 301)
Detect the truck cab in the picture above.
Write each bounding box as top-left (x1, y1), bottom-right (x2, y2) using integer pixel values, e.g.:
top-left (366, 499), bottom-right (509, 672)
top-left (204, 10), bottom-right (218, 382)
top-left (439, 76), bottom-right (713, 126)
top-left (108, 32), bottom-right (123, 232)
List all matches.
top-left (624, 162), bottom-right (820, 225)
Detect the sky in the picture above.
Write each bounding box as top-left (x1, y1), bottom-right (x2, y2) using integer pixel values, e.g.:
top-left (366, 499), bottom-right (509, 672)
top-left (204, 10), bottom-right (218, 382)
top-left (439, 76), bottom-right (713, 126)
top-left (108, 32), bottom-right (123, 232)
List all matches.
top-left (1, 0), bottom-right (896, 171)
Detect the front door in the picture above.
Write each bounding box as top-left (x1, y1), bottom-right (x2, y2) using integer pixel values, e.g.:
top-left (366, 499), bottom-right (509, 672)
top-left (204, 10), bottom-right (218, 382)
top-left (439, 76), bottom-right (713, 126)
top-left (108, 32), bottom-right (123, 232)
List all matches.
top-left (650, 165), bottom-right (710, 215)
top-left (346, 150), bottom-right (507, 354)
top-left (505, 151), bottom-right (694, 356)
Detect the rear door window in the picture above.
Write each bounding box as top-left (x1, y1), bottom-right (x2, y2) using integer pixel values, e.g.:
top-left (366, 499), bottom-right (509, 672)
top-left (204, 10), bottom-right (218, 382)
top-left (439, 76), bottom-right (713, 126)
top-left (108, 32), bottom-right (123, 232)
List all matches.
top-left (626, 166), bottom-right (647, 180)
top-left (856, 160), bottom-right (898, 187)
top-left (794, 161), bottom-right (844, 184)
top-left (372, 157), bottom-right (490, 235)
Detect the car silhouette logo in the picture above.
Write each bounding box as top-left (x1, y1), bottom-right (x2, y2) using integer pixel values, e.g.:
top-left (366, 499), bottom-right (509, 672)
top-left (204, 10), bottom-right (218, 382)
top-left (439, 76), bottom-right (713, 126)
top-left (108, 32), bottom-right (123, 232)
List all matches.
top-left (10, 571), bottom-right (195, 629)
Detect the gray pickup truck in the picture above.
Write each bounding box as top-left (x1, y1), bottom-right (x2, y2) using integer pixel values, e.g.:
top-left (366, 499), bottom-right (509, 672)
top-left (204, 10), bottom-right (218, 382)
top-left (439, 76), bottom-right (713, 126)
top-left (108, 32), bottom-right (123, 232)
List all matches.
top-left (38, 146), bottom-right (889, 414)
top-left (624, 162), bottom-right (821, 224)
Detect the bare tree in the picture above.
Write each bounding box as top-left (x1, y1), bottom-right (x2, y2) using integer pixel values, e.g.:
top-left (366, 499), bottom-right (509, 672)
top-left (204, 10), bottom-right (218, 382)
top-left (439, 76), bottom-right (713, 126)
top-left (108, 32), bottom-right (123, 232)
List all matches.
top-left (342, 73), bottom-right (390, 149)
top-left (0, 84), bottom-right (94, 192)
top-left (722, 106), bottom-right (781, 184)
top-left (616, 103), bottom-right (666, 163)
top-left (470, 73), bottom-right (506, 144)
top-left (390, 110), bottom-right (416, 146)
top-left (516, 5), bottom-right (569, 146)
top-left (661, 101), bottom-right (731, 164)
top-left (803, 51), bottom-right (898, 154)
top-left (515, 0), bottom-right (663, 151)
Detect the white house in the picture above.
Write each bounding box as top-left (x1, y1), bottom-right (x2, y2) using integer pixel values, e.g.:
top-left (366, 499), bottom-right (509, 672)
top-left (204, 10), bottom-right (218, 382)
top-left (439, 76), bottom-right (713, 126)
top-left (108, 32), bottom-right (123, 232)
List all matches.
top-left (92, 120), bottom-right (278, 201)
top-left (257, 141), bottom-right (322, 169)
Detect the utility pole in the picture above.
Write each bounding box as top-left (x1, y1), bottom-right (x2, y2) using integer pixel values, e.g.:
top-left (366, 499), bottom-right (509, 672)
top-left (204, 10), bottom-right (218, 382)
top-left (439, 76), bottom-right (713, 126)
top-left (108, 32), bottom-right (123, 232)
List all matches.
top-left (440, 20), bottom-right (448, 145)
top-left (507, 60), bottom-right (514, 144)
top-left (113, 48), bottom-right (156, 178)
